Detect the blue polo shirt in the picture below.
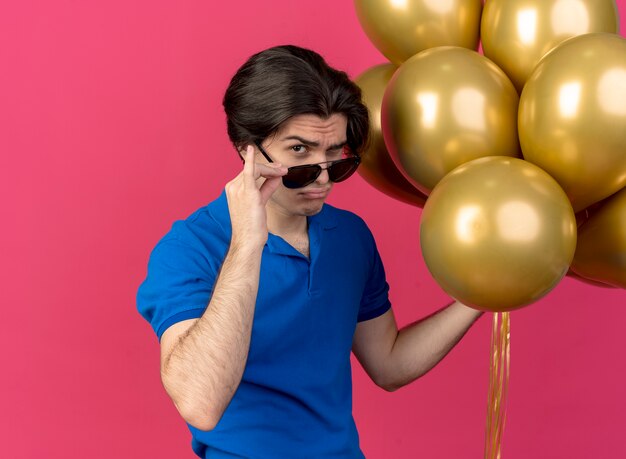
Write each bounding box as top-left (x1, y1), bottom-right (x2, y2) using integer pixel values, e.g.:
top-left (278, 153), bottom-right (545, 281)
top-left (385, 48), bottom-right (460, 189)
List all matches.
top-left (137, 191), bottom-right (391, 458)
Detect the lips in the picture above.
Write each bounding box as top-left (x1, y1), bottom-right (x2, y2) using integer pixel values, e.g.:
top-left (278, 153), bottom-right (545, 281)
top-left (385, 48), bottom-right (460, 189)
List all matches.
top-left (299, 188), bottom-right (330, 199)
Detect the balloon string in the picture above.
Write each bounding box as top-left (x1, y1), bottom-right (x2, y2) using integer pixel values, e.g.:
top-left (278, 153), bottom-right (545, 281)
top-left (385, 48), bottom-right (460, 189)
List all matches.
top-left (484, 312), bottom-right (511, 459)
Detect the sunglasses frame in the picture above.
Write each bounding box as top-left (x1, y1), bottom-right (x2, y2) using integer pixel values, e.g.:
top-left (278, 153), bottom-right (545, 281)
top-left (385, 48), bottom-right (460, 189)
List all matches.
top-left (253, 141), bottom-right (361, 189)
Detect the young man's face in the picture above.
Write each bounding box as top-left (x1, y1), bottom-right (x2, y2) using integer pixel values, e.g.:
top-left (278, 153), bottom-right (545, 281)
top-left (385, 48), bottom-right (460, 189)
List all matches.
top-left (258, 113), bottom-right (349, 218)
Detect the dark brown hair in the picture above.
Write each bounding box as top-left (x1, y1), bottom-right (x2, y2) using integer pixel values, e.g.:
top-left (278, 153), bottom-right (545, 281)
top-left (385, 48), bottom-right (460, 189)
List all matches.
top-left (223, 45), bottom-right (369, 155)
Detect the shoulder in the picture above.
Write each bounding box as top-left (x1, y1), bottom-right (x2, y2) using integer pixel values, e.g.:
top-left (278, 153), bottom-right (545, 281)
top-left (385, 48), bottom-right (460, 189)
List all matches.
top-left (316, 203), bottom-right (378, 258)
top-left (167, 190), bottom-right (231, 245)
top-left (319, 203), bottom-right (372, 236)
top-left (151, 190), bottom-right (231, 267)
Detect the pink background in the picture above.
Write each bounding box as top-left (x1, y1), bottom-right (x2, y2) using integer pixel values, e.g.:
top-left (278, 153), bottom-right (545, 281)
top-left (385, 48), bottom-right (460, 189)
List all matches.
top-left (2, 1), bottom-right (625, 458)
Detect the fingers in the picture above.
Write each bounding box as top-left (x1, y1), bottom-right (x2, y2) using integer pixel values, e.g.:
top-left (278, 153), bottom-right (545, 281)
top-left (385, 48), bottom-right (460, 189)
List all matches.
top-left (242, 145), bottom-right (287, 181)
top-left (256, 163), bottom-right (287, 178)
top-left (259, 176), bottom-right (282, 204)
top-left (256, 159), bottom-right (287, 204)
top-left (242, 145), bottom-right (256, 183)
top-left (226, 144), bottom-right (289, 241)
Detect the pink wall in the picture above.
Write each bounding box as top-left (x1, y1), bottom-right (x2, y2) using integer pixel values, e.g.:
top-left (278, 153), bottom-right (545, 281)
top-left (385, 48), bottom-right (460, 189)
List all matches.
top-left (1, 1), bottom-right (625, 457)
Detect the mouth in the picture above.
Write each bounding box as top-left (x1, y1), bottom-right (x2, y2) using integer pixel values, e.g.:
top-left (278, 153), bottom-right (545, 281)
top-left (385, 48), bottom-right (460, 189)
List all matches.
top-left (299, 188), bottom-right (330, 199)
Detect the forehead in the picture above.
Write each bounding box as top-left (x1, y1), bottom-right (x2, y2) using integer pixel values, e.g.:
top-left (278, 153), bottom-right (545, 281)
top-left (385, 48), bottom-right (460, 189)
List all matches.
top-left (274, 113), bottom-right (347, 143)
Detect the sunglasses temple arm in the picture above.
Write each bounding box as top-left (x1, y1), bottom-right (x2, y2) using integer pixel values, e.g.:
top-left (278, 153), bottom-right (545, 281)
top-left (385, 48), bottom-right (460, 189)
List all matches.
top-left (254, 141), bottom-right (275, 164)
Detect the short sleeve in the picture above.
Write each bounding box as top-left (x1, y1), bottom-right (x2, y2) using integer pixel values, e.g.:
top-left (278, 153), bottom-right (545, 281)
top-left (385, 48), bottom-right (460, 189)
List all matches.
top-left (137, 229), bottom-right (220, 340)
top-left (357, 230), bottom-right (391, 322)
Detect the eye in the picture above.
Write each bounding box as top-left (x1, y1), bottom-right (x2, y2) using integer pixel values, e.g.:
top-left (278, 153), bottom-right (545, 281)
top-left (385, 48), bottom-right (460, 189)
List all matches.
top-left (291, 144), bottom-right (309, 154)
top-left (327, 148), bottom-right (345, 160)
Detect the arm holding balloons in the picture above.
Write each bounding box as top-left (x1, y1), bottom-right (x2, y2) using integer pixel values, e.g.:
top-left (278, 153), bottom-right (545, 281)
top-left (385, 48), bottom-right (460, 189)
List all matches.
top-left (352, 302), bottom-right (482, 392)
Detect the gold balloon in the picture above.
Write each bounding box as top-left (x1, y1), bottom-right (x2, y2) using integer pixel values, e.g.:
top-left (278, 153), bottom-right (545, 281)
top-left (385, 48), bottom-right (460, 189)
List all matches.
top-left (481, 0), bottom-right (619, 92)
top-left (571, 187), bottom-right (626, 288)
top-left (355, 64), bottom-right (428, 207)
top-left (382, 47), bottom-right (521, 195)
top-left (420, 157), bottom-right (577, 312)
top-left (566, 269), bottom-right (615, 288)
top-left (354, 0), bottom-right (483, 65)
top-left (519, 33), bottom-right (626, 212)
top-left (574, 199), bottom-right (606, 228)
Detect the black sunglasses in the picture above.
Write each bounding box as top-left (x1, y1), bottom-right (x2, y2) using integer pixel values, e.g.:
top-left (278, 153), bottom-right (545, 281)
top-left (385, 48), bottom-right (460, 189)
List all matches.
top-left (254, 142), bottom-right (361, 189)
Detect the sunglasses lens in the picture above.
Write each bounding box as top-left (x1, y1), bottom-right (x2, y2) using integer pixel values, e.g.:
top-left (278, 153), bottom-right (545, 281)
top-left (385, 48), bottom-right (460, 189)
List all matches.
top-left (328, 158), bottom-right (360, 183)
top-left (282, 165), bottom-right (321, 189)
top-left (281, 158), bottom-right (361, 188)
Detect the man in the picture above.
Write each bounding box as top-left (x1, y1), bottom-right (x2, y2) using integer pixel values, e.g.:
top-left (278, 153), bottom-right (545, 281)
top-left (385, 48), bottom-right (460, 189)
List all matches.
top-left (137, 45), bottom-right (482, 458)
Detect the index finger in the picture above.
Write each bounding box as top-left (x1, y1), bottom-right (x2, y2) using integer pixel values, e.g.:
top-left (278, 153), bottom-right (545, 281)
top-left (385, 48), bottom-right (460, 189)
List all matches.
top-left (242, 145), bottom-right (256, 180)
top-left (243, 145), bottom-right (255, 168)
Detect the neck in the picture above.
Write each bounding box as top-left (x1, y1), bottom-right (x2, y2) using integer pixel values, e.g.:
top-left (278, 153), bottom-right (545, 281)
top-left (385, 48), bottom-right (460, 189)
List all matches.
top-left (266, 204), bottom-right (308, 238)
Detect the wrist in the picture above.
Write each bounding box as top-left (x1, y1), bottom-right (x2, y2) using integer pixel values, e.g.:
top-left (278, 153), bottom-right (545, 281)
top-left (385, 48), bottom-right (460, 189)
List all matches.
top-left (229, 237), bottom-right (265, 258)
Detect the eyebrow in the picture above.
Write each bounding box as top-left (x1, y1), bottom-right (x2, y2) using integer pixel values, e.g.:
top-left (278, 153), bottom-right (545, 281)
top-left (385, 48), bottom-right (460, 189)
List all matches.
top-left (280, 135), bottom-right (347, 151)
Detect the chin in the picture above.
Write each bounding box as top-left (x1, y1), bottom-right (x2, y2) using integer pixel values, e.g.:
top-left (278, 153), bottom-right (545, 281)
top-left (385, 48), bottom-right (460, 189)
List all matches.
top-left (300, 204), bottom-right (324, 217)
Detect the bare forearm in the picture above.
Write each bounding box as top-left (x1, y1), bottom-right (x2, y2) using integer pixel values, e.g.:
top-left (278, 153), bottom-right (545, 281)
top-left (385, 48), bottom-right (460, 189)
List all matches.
top-left (162, 243), bottom-right (262, 429)
top-left (386, 301), bottom-right (483, 390)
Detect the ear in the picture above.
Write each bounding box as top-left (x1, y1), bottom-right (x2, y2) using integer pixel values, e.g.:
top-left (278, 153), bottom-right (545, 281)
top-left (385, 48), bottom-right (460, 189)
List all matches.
top-left (239, 141), bottom-right (258, 152)
top-left (235, 143), bottom-right (251, 160)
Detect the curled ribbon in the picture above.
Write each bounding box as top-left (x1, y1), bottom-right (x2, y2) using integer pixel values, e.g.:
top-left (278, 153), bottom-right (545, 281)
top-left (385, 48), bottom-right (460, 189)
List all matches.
top-left (484, 312), bottom-right (511, 459)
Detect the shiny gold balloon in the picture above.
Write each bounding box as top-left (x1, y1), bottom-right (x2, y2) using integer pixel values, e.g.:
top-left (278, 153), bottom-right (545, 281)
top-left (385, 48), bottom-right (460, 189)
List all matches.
top-left (382, 47), bottom-right (521, 195)
top-left (355, 64), bottom-right (428, 207)
top-left (420, 157), bottom-right (577, 312)
top-left (566, 269), bottom-right (615, 288)
top-left (571, 187), bottom-right (626, 288)
top-left (519, 33), bottom-right (626, 212)
top-left (354, 0), bottom-right (483, 65)
top-left (481, 0), bottom-right (619, 92)
top-left (574, 199), bottom-right (606, 228)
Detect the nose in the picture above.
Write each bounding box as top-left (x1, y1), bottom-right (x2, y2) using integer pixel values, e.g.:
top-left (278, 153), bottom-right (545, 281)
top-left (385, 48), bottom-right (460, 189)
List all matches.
top-left (315, 165), bottom-right (330, 185)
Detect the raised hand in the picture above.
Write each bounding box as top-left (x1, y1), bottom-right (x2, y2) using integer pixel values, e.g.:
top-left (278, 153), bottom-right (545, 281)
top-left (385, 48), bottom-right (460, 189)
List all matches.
top-left (225, 145), bottom-right (287, 250)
